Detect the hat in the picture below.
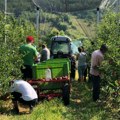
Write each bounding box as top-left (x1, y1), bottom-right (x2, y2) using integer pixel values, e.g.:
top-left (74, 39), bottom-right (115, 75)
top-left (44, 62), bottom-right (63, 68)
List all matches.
top-left (26, 36), bottom-right (34, 42)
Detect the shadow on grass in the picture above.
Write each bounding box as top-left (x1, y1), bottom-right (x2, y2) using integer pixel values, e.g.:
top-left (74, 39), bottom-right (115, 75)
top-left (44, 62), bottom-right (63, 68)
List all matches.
top-left (62, 81), bottom-right (119, 120)
top-left (0, 100), bottom-right (31, 116)
top-left (0, 81), bottom-right (119, 120)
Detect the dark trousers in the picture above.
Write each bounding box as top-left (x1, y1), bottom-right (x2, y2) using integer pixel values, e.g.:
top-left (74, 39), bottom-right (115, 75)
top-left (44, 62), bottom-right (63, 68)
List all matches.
top-left (11, 92), bottom-right (38, 107)
top-left (20, 65), bottom-right (33, 80)
top-left (84, 67), bottom-right (87, 77)
top-left (83, 67), bottom-right (87, 81)
top-left (70, 68), bottom-right (75, 79)
top-left (91, 75), bottom-right (100, 101)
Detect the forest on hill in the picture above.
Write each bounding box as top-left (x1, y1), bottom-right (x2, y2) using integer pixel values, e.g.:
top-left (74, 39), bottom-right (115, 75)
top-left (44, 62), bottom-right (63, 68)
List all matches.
top-left (0, 0), bottom-right (102, 16)
top-left (0, 0), bottom-right (99, 43)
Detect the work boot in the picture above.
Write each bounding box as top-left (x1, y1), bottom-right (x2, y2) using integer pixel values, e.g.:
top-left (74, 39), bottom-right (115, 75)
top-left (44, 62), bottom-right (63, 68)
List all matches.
top-left (29, 105), bottom-right (33, 113)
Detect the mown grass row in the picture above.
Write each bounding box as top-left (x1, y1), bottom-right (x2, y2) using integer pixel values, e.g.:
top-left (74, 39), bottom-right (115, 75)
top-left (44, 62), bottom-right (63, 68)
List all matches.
top-left (0, 80), bottom-right (119, 120)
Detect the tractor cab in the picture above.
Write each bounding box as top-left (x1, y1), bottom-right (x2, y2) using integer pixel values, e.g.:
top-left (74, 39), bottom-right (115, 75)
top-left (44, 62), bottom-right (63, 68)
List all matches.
top-left (50, 36), bottom-right (76, 80)
top-left (50, 36), bottom-right (73, 58)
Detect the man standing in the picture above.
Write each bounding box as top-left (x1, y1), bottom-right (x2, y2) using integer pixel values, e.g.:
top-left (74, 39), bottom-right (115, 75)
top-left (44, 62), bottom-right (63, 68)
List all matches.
top-left (90, 44), bottom-right (108, 102)
top-left (19, 36), bottom-right (38, 80)
top-left (40, 44), bottom-right (50, 62)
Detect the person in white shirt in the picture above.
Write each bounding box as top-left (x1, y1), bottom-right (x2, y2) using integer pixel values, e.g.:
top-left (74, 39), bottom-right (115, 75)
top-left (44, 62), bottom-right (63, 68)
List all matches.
top-left (7, 80), bottom-right (38, 113)
top-left (90, 44), bottom-right (108, 102)
top-left (40, 44), bottom-right (50, 62)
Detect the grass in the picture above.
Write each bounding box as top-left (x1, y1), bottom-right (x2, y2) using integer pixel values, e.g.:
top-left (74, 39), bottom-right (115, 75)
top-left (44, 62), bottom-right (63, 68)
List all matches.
top-left (0, 76), bottom-right (119, 120)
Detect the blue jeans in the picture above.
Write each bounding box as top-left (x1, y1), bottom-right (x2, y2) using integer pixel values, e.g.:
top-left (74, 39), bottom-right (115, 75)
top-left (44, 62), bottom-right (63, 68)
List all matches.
top-left (91, 75), bottom-right (101, 101)
top-left (78, 65), bottom-right (87, 78)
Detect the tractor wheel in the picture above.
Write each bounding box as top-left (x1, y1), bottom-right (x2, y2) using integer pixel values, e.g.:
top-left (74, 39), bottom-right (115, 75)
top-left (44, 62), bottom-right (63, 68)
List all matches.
top-left (62, 83), bottom-right (70, 105)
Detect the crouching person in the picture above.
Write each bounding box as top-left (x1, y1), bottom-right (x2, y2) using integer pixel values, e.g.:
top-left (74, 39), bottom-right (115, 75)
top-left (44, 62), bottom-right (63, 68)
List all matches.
top-left (7, 80), bottom-right (38, 114)
top-left (10, 80), bottom-right (38, 113)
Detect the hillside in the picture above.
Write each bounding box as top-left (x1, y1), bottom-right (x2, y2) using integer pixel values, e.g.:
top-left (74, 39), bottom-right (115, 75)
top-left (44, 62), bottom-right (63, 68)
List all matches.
top-left (0, 0), bottom-right (102, 15)
top-left (35, 11), bottom-right (96, 41)
top-left (0, 0), bottom-right (98, 41)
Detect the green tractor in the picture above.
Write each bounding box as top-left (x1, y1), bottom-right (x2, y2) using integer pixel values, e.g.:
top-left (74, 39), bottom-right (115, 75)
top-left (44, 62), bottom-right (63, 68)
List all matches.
top-left (50, 35), bottom-right (76, 81)
top-left (28, 36), bottom-right (77, 105)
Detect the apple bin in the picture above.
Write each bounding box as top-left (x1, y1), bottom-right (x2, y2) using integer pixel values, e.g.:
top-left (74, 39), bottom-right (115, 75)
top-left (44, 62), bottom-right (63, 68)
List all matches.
top-left (28, 58), bottom-right (71, 105)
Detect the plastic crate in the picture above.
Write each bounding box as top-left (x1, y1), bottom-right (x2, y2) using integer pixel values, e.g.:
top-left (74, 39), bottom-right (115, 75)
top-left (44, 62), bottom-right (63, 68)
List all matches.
top-left (32, 58), bottom-right (70, 79)
top-left (46, 58), bottom-right (71, 72)
top-left (39, 58), bottom-right (71, 70)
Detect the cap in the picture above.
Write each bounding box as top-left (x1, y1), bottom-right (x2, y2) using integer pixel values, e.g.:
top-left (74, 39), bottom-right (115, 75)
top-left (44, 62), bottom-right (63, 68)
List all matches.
top-left (26, 36), bottom-right (34, 42)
